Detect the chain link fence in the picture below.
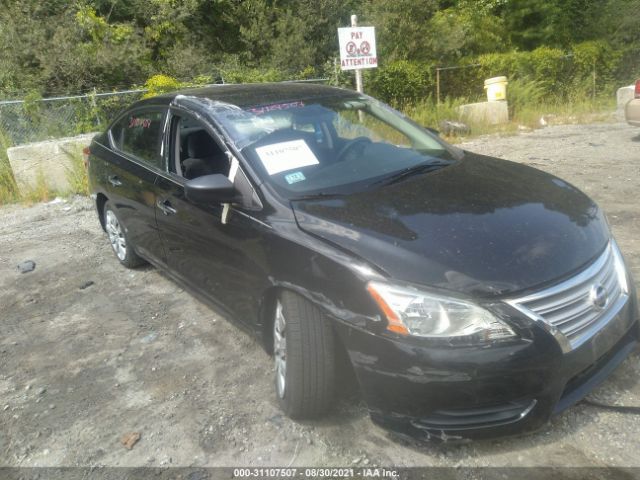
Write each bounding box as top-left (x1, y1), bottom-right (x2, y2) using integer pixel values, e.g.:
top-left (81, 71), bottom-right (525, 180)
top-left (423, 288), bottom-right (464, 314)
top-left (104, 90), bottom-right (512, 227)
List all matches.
top-left (0, 90), bottom-right (145, 146)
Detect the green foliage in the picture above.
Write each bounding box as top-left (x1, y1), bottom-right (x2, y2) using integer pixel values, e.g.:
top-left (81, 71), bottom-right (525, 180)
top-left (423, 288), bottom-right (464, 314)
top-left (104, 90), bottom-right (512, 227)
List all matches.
top-left (142, 74), bottom-right (183, 98)
top-left (23, 91), bottom-right (44, 123)
top-left (0, 129), bottom-right (19, 204)
top-left (425, 4), bottom-right (508, 60)
top-left (368, 61), bottom-right (434, 106)
top-left (62, 147), bottom-right (89, 196)
top-left (403, 96), bottom-right (467, 130)
top-left (365, 0), bottom-right (439, 62)
top-left (1, 0), bottom-right (638, 102)
top-left (506, 78), bottom-right (546, 118)
top-left (21, 169), bottom-right (54, 205)
top-left (220, 66), bottom-right (287, 84)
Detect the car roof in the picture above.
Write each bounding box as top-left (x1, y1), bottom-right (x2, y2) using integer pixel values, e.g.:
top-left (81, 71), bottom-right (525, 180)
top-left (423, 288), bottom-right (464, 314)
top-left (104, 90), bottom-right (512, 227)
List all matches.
top-left (131, 82), bottom-right (358, 110)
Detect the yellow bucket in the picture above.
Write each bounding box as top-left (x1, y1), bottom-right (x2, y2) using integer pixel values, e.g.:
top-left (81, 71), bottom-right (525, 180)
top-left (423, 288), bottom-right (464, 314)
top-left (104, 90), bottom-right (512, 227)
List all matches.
top-left (484, 76), bottom-right (508, 102)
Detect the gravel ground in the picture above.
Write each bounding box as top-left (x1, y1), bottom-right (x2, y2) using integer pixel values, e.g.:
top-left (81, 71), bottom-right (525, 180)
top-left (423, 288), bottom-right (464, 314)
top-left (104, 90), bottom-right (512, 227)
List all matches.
top-left (1, 121), bottom-right (639, 468)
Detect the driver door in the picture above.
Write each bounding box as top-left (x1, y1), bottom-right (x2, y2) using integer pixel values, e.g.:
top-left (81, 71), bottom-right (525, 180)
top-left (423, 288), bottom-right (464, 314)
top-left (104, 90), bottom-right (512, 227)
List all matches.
top-left (154, 109), bottom-right (269, 324)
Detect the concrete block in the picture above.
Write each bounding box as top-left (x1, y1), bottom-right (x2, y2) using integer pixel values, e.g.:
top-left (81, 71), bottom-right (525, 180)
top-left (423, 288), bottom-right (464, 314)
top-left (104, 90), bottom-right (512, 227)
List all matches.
top-left (616, 85), bottom-right (635, 120)
top-left (458, 101), bottom-right (509, 125)
top-left (7, 133), bottom-right (98, 193)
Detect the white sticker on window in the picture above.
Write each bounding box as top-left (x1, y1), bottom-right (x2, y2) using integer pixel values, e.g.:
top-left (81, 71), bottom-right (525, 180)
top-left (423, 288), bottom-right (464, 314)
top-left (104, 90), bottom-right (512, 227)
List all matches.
top-left (255, 139), bottom-right (319, 175)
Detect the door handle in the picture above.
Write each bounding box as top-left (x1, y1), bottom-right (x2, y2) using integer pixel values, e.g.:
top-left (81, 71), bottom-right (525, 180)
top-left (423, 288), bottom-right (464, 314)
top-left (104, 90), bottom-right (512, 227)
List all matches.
top-left (108, 175), bottom-right (122, 187)
top-left (157, 199), bottom-right (177, 216)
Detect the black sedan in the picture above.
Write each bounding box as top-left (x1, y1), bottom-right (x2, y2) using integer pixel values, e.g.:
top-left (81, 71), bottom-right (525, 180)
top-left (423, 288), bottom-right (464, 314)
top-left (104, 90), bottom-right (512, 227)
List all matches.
top-left (87, 83), bottom-right (639, 441)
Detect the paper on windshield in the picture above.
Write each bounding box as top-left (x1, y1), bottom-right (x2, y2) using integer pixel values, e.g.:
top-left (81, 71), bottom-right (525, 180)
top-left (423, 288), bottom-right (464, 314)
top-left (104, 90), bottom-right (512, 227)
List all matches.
top-left (255, 140), bottom-right (319, 175)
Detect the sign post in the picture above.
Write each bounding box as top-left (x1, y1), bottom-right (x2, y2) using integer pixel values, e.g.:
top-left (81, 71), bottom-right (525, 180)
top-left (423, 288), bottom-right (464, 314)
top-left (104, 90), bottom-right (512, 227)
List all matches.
top-left (338, 15), bottom-right (377, 93)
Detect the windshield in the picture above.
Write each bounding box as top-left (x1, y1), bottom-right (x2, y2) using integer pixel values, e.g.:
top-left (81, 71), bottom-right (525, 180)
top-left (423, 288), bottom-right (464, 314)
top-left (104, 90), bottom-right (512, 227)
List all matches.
top-left (213, 95), bottom-right (456, 198)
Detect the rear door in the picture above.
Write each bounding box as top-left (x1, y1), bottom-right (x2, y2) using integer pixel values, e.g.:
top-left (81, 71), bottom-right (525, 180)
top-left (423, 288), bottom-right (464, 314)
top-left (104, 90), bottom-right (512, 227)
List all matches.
top-left (105, 107), bottom-right (168, 265)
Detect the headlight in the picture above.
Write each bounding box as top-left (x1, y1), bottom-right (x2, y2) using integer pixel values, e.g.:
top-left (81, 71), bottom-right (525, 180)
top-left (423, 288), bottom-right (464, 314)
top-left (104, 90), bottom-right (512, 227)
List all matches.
top-left (611, 240), bottom-right (629, 295)
top-left (367, 281), bottom-right (517, 345)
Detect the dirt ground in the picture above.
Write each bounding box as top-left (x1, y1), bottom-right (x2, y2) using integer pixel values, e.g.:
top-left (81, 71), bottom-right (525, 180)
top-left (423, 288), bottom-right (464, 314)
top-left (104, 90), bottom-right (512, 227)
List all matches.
top-left (1, 121), bottom-right (640, 468)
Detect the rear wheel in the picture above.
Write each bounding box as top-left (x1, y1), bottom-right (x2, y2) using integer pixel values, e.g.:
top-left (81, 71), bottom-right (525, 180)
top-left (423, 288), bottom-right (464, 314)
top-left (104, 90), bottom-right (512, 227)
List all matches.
top-left (274, 290), bottom-right (335, 418)
top-left (104, 201), bottom-right (146, 268)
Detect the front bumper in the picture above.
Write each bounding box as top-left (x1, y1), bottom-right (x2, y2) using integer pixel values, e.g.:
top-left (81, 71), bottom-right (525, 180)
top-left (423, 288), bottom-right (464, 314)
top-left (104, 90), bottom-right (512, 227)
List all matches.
top-left (335, 288), bottom-right (639, 442)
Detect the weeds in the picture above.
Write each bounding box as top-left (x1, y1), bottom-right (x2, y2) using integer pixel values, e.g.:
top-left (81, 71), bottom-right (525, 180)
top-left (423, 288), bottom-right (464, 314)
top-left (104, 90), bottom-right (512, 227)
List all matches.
top-left (401, 89), bottom-right (615, 142)
top-left (0, 129), bottom-right (19, 204)
top-left (62, 147), bottom-right (89, 196)
top-left (21, 169), bottom-right (53, 204)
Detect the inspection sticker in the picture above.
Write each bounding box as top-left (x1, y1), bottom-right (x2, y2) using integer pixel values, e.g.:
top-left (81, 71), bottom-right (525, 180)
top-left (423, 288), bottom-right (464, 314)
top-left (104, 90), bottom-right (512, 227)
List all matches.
top-left (255, 140), bottom-right (319, 175)
top-left (285, 171), bottom-right (306, 184)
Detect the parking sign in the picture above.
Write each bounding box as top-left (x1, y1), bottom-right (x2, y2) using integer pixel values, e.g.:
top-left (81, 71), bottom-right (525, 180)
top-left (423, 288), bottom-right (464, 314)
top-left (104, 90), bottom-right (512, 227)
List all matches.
top-left (338, 27), bottom-right (377, 71)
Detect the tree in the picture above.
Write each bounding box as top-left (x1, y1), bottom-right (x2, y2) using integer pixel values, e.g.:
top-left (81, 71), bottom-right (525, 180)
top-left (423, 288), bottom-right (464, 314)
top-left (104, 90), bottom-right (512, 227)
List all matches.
top-left (363, 0), bottom-right (439, 62)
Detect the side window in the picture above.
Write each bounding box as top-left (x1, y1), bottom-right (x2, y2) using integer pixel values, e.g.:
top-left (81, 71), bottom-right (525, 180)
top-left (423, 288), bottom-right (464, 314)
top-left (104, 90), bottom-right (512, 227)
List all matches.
top-left (111, 109), bottom-right (165, 168)
top-left (168, 114), bottom-right (230, 180)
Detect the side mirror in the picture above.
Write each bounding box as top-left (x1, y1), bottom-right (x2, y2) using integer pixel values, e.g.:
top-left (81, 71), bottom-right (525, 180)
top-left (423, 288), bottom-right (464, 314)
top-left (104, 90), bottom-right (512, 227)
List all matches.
top-left (184, 174), bottom-right (237, 205)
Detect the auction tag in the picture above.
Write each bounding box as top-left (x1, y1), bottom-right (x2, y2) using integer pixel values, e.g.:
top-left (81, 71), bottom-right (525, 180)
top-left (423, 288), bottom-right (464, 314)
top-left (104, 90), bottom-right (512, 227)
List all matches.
top-left (255, 140), bottom-right (319, 175)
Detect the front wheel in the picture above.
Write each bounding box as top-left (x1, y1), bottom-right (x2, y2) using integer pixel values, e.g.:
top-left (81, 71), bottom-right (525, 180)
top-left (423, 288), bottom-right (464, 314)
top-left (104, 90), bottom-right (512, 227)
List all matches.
top-left (273, 291), bottom-right (335, 419)
top-left (103, 201), bottom-right (146, 268)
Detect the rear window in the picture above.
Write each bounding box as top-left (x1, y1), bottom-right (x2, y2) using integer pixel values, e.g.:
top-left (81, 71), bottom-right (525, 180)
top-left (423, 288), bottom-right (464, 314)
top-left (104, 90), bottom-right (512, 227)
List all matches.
top-left (110, 109), bottom-right (165, 168)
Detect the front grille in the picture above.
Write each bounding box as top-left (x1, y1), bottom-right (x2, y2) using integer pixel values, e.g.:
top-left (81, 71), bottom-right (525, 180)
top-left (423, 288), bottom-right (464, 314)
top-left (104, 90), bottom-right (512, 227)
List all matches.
top-left (507, 242), bottom-right (628, 351)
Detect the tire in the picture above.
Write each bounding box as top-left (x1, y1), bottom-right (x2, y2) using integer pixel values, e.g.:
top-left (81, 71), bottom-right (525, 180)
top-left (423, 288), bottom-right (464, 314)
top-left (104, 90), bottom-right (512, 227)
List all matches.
top-left (103, 201), bottom-right (146, 268)
top-left (273, 290), bottom-right (335, 419)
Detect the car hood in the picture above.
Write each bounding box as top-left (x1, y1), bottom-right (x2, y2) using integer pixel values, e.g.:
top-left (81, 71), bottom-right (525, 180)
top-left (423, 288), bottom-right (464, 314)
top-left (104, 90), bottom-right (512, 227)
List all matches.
top-left (291, 153), bottom-right (610, 297)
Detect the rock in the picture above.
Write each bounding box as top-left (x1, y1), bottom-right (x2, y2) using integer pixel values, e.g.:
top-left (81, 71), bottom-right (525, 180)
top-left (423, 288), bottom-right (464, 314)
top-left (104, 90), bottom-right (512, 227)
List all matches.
top-left (37, 387), bottom-right (46, 395)
top-left (17, 260), bottom-right (36, 273)
top-left (79, 280), bottom-right (94, 290)
top-left (141, 332), bottom-right (158, 344)
top-left (121, 431), bottom-right (141, 450)
top-left (458, 101), bottom-right (509, 125)
top-left (616, 85), bottom-right (635, 120)
top-left (439, 120), bottom-right (470, 136)
top-left (539, 114), bottom-right (557, 127)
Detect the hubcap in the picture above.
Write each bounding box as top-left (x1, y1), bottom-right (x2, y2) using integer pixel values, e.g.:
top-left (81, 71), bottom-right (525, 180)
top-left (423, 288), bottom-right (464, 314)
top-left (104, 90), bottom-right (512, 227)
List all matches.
top-left (273, 300), bottom-right (287, 399)
top-left (105, 210), bottom-right (127, 261)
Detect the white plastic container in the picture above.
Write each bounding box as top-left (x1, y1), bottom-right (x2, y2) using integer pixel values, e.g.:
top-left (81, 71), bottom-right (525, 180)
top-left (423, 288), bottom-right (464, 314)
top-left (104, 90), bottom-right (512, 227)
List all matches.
top-left (484, 76), bottom-right (508, 102)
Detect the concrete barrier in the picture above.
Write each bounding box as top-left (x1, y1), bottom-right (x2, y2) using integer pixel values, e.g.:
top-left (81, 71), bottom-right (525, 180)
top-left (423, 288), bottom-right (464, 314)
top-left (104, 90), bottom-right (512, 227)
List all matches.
top-left (616, 85), bottom-right (635, 120)
top-left (7, 133), bottom-right (98, 193)
top-left (458, 101), bottom-right (509, 125)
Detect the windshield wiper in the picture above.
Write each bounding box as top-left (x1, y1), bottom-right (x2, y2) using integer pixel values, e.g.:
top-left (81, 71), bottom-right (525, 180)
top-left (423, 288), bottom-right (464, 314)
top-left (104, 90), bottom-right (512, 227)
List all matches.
top-left (370, 161), bottom-right (452, 187)
top-left (290, 192), bottom-right (347, 201)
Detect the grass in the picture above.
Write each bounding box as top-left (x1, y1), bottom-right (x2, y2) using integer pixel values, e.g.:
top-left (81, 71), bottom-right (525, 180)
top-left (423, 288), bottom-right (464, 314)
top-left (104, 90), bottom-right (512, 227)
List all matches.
top-left (402, 92), bottom-right (616, 143)
top-left (0, 130), bottom-right (20, 204)
top-left (62, 146), bottom-right (90, 197)
top-left (21, 168), bottom-right (54, 204)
